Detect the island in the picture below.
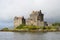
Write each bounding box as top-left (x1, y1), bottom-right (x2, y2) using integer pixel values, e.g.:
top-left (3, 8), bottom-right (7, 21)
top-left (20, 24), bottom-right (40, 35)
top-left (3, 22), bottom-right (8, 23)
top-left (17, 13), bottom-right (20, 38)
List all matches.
top-left (0, 10), bottom-right (60, 32)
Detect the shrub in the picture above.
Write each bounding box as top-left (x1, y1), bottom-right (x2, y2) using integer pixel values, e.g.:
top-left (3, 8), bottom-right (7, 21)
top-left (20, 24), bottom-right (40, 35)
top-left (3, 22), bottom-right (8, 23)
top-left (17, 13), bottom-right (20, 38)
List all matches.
top-left (16, 24), bottom-right (25, 29)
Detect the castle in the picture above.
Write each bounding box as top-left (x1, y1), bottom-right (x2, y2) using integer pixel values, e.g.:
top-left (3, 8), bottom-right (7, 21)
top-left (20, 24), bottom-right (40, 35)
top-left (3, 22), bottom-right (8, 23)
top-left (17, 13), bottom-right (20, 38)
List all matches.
top-left (14, 10), bottom-right (48, 27)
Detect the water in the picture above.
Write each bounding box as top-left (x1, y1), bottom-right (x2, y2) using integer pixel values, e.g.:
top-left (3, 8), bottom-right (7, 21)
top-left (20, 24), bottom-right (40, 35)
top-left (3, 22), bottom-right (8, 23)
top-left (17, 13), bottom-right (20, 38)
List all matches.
top-left (0, 32), bottom-right (60, 40)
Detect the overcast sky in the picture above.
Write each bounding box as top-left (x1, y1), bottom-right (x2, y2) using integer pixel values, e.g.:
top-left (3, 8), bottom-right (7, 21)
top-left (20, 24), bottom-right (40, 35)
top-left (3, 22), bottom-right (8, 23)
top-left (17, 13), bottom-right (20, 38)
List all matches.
top-left (0, 0), bottom-right (60, 19)
top-left (0, 0), bottom-right (60, 28)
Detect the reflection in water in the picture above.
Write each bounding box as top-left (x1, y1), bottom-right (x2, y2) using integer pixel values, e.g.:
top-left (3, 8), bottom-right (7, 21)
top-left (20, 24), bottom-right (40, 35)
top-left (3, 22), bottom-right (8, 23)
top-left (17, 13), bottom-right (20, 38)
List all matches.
top-left (0, 32), bottom-right (60, 40)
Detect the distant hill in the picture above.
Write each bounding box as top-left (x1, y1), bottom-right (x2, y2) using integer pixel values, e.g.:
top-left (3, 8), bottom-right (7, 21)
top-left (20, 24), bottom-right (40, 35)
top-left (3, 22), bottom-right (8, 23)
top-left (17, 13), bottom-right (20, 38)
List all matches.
top-left (44, 17), bottom-right (60, 24)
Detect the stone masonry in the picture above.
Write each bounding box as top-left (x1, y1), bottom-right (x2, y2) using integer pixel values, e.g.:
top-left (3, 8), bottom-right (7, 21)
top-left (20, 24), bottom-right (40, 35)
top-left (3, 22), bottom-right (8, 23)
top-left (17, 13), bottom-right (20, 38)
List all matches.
top-left (14, 10), bottom-right (48, 27)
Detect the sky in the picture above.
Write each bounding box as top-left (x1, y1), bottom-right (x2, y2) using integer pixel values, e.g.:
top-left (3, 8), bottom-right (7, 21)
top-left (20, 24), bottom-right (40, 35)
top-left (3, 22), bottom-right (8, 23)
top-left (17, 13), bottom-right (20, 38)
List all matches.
top-left (0, 0), bottom-right (60, 28)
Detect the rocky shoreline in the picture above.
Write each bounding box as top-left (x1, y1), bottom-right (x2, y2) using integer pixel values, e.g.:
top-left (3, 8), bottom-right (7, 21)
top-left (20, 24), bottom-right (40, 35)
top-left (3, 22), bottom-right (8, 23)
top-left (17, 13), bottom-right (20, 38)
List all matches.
top-left (0, 30), bottom-right (60, 32)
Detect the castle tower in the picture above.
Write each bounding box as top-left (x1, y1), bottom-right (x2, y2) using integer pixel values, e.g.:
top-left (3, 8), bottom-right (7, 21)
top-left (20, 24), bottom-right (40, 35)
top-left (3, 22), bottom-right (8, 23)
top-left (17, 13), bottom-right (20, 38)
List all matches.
top-left (27, 10), bottom-right (44, 26)
top-left (14, 16), bottom-right (25, 27)
top-left (37, 10), bottom-right (44, 21)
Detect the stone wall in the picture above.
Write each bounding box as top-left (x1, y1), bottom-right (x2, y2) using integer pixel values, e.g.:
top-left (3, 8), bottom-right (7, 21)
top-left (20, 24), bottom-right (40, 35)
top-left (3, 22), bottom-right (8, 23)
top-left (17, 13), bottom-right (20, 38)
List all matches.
top-left (14, 10), bottom-right (48, 27)
top-left (14, 16), bottom-right (25, 27)
top-left (26, 10), bottom-right (45, 26)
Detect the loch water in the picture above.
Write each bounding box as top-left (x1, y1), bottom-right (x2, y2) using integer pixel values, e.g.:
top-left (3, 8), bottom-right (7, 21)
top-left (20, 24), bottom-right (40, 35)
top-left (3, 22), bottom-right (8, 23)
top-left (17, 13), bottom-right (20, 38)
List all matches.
top-left (0, 32), bottom-right (60, 40)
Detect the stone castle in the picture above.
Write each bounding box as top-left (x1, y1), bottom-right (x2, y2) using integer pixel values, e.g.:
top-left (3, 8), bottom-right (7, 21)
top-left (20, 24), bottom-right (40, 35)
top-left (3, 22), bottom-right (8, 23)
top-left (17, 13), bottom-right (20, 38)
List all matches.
top-left (14, 10), bottom-right (48, 27)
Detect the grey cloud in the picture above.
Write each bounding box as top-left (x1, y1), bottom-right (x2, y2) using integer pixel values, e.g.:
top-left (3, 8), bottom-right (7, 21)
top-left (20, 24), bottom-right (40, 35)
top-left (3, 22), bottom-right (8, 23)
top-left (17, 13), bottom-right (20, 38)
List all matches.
top-left (0, 0), bottom-right (60, 23)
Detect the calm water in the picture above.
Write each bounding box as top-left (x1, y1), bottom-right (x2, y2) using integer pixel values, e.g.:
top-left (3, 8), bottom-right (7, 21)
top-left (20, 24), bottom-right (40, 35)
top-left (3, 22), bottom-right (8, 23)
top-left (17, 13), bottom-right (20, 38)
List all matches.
top-left (0, 32), bottom-right (60, 40)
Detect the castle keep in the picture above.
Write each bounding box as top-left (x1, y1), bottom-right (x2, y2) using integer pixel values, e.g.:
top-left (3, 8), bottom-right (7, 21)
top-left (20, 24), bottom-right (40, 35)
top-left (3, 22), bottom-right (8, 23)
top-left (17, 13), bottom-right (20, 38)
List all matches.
top-left (14, 10), bottom-right (48, 27)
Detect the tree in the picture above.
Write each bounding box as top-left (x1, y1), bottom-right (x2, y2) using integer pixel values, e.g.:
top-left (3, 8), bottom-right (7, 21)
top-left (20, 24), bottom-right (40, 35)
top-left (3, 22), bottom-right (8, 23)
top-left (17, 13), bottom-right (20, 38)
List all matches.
top-left (52, 23), bottom-right (60, 26)
top-left (2, 27), bottom-right (9, 31)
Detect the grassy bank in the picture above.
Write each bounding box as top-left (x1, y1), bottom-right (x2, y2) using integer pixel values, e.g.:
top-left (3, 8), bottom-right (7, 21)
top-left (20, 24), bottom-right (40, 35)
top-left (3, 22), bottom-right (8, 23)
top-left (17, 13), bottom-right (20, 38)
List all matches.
top-left (1, 24), bottom-right (60, 32)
